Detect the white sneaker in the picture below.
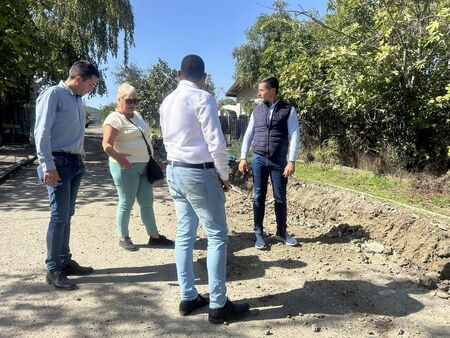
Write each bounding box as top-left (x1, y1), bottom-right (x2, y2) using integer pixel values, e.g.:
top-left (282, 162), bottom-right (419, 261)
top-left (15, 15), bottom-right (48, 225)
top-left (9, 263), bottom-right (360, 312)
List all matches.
top-left (274, 233), bottom-right (298, 246)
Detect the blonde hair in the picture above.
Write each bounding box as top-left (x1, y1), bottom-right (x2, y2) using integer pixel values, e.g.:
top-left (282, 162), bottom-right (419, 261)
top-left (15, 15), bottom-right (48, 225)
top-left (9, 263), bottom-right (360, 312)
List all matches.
top-left (117, 82), bottom-right (137, 99)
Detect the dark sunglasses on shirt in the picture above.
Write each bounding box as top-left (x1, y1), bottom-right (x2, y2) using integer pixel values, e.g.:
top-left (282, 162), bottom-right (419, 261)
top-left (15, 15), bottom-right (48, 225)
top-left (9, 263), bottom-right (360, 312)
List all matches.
top-left (124, 98), bottom-right (140, 105)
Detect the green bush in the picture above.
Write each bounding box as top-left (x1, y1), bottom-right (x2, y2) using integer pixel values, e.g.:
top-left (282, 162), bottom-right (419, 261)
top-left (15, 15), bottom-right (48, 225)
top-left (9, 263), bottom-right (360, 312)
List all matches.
top-left (312, 138), bottom-right (341, 167)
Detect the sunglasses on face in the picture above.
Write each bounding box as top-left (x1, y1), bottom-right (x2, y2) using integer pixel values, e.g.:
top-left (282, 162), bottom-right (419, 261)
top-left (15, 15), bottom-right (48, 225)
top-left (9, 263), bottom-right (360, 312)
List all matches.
top-left (124, 98), bottom-right (140, 105)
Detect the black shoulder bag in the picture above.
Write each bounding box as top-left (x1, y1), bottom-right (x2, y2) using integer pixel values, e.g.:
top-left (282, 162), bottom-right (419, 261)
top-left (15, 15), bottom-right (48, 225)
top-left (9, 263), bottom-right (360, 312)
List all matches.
top-left (126, 117), bottom-right (164, 184)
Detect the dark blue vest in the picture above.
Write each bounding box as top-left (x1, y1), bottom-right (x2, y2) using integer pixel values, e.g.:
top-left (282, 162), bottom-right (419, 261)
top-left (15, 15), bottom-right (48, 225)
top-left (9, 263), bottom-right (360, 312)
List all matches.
top-left (251, 100), bottom-right (291, 159)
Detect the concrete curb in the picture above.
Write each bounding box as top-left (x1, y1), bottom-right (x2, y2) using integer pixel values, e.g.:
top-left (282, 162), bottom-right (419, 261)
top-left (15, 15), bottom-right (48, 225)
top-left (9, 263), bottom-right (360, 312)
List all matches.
top-left (0, 155), bottom-right (37, 185)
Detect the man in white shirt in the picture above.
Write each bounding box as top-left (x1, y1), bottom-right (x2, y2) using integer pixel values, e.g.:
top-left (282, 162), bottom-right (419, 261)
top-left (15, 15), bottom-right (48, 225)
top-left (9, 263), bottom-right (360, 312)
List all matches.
top-left (160, 55), bottom-right (250, 324)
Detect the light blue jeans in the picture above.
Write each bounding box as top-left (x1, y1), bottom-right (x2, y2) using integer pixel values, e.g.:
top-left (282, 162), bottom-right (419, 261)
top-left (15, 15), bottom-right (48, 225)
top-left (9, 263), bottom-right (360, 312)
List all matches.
top-left (166, 164), bottom-right (228, 309)
top-left (109, 161), bottom-right (158, 237)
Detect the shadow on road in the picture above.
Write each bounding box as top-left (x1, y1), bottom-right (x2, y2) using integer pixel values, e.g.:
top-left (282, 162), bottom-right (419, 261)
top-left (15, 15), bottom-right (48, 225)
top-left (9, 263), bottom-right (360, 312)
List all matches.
top-left (0, 134), bottom-right (172, 212)
top-left (0, 272), bottom-right (230, 338)
top-left (241, 279), bottom-right (425, 320)
top-left (74, 264), bottom-right (178, 284)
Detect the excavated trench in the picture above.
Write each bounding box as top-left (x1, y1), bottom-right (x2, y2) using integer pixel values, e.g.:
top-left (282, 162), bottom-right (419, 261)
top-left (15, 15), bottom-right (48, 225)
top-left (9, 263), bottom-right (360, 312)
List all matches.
top-left (228, 163), bottom-right (450, 282)
top-left (152, 136), bottom-right (449, 283)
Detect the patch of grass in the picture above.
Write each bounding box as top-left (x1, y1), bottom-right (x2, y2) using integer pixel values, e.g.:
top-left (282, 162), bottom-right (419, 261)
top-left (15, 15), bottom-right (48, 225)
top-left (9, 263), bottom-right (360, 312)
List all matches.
top-left (295, 162), bottom-right (450, 218)
top-left (228, 138), bottom-right (253, 161)
top-left (227, 138), bottom-right (242, 158)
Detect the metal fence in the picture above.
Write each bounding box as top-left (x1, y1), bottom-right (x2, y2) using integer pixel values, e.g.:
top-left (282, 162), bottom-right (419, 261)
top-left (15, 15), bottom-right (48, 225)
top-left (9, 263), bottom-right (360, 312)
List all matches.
top-left (0, 105), bottom-right (32, 145)
top-left (219, 115), bottom-right (249, 146)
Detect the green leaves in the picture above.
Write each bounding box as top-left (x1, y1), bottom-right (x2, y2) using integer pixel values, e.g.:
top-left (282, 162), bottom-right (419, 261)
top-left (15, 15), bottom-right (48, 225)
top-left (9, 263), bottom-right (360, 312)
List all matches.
top-left (0, 0), bottom-right (135, 103)
top-left (232, 0), bottom-right (450, 173)
top-left (114, 59), bottom-right (217, 127)
top-left (115, 59), bottom-right (176, 126)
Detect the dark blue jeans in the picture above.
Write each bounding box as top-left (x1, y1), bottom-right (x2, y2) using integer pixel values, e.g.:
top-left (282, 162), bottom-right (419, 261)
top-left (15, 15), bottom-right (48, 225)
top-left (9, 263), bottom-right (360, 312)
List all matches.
top-left (251, 153), bottom-right (287, 237)
top-left (37, 153), bottom-right (85, 273)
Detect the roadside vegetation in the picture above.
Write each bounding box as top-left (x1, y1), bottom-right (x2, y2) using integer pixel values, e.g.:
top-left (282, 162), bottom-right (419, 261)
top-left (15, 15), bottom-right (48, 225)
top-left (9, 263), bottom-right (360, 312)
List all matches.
top-left (233, 0), bottom-right (449, 175)
top-left (229, 141), bottom-right (449, 219)
top-left (228, 0), bottom-right (449, 220)
top-left (295, 162), bottom-right (449, 219)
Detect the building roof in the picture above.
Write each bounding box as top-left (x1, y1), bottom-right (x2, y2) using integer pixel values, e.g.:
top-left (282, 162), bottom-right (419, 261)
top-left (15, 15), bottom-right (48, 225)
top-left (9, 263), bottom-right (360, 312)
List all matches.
top-left (225, 81), bottom-right (244, 97)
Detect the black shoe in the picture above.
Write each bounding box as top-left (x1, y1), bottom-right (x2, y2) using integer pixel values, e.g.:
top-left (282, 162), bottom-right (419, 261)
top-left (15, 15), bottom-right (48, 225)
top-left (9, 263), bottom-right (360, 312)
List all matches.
top-left (179, 294), bottom-right (209, 316)
top-left (46, 271), bottom-right (78, 290)
top-left (63, 260), bottom-right (94, 276)
top-left (208, 299), bottom-right (250, 324)
top-left (148, 234), bottom-right (174, 247)
top-left (119, 237), bottom-right (138, 251)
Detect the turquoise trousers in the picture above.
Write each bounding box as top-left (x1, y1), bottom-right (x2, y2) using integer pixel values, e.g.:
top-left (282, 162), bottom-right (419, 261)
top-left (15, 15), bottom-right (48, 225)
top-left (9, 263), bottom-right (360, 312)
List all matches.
top-left (109, 161), bottom-right (158, 237)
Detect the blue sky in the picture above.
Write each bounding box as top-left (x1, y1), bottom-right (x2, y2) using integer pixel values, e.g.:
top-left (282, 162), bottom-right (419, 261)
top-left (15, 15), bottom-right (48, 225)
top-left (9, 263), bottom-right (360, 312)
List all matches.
top-left (85, 0), bottom-right (328, 108)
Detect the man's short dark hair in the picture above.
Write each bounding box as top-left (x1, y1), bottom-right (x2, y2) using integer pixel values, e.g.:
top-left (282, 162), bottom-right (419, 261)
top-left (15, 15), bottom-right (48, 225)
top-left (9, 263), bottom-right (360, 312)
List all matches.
top-left (260, 76), bottom-right (279, 94)
top-left (180, 55), bottom-right (205, 81)
top-left (69, 60), bottom-right (100, 80)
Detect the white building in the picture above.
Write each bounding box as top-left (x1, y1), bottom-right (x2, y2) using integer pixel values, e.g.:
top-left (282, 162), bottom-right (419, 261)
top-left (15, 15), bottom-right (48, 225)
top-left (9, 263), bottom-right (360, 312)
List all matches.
top-left (225, 81), bottom-right (259, 116)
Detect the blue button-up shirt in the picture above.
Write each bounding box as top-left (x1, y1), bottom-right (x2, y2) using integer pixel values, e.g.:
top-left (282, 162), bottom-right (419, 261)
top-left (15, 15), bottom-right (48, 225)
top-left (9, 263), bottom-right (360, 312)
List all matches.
top-left (34, 81), bottom-right (85, 171)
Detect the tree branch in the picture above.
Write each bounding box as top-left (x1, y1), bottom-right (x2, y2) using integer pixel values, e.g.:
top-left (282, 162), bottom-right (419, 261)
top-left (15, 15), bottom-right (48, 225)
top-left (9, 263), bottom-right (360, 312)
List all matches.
top-left (287, 9), bottom-right (358, 42)
top-left (379, 0), bottom-right (407, 48)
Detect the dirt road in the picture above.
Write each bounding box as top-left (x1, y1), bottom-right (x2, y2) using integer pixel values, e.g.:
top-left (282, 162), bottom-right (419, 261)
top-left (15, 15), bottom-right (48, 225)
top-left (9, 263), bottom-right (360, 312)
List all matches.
top-left (0, 129), bottom-right (449, 337)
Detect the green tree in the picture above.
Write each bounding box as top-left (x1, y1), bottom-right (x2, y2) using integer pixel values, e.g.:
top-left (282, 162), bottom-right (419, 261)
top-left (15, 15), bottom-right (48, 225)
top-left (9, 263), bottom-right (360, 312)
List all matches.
top-left (113, 64), bottom-right (144, 90)
top-left (204, 74), bottom-right (216, 97)
top-left (312, 0), bottom-right (450, 171)
top-left (233, 0), bottom-right (450, 173)
top-left (232, 1), bottom-right (298, 88)
top-left (240, 97), bottom-right (258, 115)
top-left (115, 59), bottom-right (177, 125)
top-left (0, 0), bottom-right (48, 104)
top-left (115, 59), bottom-right (217, 127)
top-left (142, 59), bottom-right (179, 125)
top-left (100, 102), bottom-right (117, 120)
top-left (0, 0), bottom-right (134, 104)
top-left (33, 0), bottom-right (135, 95)
top-left (217, 98), bottom-right (237, 109)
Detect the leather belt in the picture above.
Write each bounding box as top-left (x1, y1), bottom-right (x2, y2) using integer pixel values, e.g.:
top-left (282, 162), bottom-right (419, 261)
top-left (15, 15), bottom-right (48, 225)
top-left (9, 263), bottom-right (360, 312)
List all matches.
top-left (170, 161), bottom-right (215, 169)
top-left (52, 152), bottom-right (83, 160)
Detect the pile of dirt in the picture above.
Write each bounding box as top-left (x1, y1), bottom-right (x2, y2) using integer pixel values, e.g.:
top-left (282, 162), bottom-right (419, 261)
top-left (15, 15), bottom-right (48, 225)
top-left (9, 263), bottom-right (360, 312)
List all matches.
top-left (228, 163), bottom-right (450, 282)
top-left (286, 181), bottom-right (449, 279)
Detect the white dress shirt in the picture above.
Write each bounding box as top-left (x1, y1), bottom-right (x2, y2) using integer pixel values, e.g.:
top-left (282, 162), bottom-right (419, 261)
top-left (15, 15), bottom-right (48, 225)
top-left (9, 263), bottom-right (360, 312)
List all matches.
top-left (159, 80), bottom-right (229, 180)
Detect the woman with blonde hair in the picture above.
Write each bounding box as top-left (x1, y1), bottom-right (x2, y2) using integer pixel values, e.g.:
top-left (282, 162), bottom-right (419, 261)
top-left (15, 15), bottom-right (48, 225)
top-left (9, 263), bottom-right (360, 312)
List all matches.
top-left (102, 82), bottom-right (173, 251)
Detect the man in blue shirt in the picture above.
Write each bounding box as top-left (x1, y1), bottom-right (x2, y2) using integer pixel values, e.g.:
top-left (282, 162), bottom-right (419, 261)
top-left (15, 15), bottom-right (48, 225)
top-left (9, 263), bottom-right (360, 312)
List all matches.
top-left (34, 60), bottom-right (99, 290)
top-left (239, 76), bottom-right (300, 250)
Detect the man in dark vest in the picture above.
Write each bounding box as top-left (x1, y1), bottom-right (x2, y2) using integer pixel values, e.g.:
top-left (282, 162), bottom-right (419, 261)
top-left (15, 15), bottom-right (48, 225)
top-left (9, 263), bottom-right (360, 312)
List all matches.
top-left (238, 76), bottom-right (300, 250)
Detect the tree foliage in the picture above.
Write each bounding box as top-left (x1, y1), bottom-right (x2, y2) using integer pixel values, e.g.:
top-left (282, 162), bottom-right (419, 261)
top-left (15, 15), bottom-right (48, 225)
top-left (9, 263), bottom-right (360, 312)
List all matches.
top-left (0, 0), bottom-right (134, 104)
top-left (203, 74), bottom-right (216, 98)
top-left (0, 0), bottom-right (47, 103)
top-left (233, 0), bottom-right (450, 173)
top-left (240, 97), bottom-right (258, 115)
top-left (217, 98), bottom-right (237, 108)
top-left (99, 102), bottom-right (117, 120)
top-left (115, 59), bottom-right (217, 126)
top-left (34, 0), bottom-right (135, 95)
